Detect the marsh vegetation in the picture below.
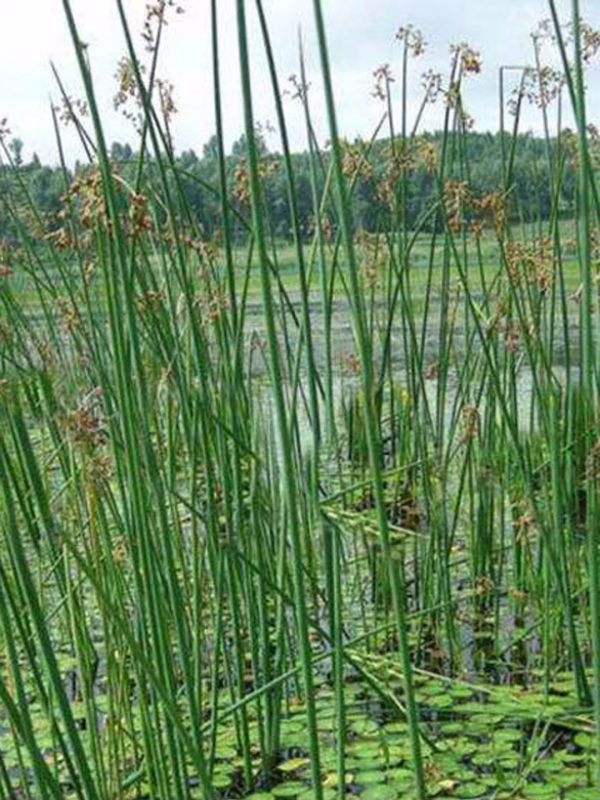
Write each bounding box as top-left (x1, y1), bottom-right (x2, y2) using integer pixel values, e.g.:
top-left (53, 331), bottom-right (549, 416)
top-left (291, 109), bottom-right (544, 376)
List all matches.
top-left (1, 1), bottom-right (600, 798)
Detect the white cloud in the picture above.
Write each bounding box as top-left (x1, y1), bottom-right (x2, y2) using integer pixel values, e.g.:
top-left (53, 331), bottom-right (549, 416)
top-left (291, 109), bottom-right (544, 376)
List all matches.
top-left (1, 0), bottom-right (599, 164)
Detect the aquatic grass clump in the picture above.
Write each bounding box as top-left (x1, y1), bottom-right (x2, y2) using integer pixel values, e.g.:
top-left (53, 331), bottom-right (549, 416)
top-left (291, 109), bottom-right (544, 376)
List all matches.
top-left (0, 0), bottom-right (600, 798)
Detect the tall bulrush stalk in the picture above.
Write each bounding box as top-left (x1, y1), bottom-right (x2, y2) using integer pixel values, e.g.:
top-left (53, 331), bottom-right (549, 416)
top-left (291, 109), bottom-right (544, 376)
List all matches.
top-left (234, 2), bottom-right (324, 797)
top-left (310, 2), bottom-right (426, 797)
top-left (555, 0), bottom-right (600, 785)
top-left (54, 4), bottom-right (218, 796)
top-left (4, 0), bottom-right (600, 796)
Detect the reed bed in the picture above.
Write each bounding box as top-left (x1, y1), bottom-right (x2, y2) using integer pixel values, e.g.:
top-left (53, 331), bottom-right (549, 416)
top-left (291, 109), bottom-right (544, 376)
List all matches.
top-left (0, 0), bottom-right (599, 798)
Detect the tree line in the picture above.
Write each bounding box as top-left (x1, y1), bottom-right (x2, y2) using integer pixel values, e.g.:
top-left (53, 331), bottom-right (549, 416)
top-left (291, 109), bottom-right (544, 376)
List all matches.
top-left (0, 130), bottom-right (577, 249)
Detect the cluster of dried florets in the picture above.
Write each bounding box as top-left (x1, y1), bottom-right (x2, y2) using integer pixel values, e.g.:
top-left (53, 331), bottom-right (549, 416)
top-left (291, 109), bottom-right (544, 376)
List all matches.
top-left (372, 61), bottom-right (443, 111)
top-left (560, 123), bottom-right (600, 171)
top-left (376, 143), bottom-right (418, 206)
top-left (473, 192), bottom-right (508, 236)
top-left (373, 139), bottom-right (440, 207)
top-left (57, 299), bottom-right (83, 334)
top-left (142, 1), bottom-right (184, 53)
top-left (341, 140), bottom-right (373, 181)
top-left (590, 230), bottom-right (600, 273)
top-left (81, 260), bottom-right (95, 287)
top-left (418, 140), bottom-right (438, 173)
top-left (518, 17), bottom-right (600, 114)
top-left (438, 42), bottom-right (481, 125)
top-left (441, 180), bottom-right (510, 238)
top-left (113, 57), bottom-right (146, 130)
top-left (0, 242), bottom-right (13, 279)
top-left (340, 352), bottom-right (361, 377)
top-left (47, 223), bottom-right (77, 252)
top-left (182, 236), bottom-right (218, 263)
top-left (583, 124), bottom-right (600, 172)
top-left (233, 157), bottom-right (279, 206)
top-left (474, 575), bottom-right (495, 597)
top-left (536, 16), bottom-right (600, 62)
top-left (54, 95), bottom-right (88, 127)
top-left (0, 117), bottom-right (10, 143)
top-left (369, 28), bottom-right (478, 129)
top-left (308, 215), bottom-right (335, 246)
top-left (585, 439), bottom-right (600, 485)
top-left (47, 173), bottom-right (101, 251)
top-left (581, 21), bottom-right (600, 62)
top-left (451, 42), bottom-right (482, 76)
top-left (560, 127), bottom-right (581, 169)
top-left (87, 454), bottom-right (113, 491)
top-left (444, 180), bottom-right (471, 234)
top-left (136, 290), bottom-right (164, 315)
top-left (287, 73), bottom-right (310, 103)
top-left (504, 322), bottom-right (521, 355)
top-left (396, 25), bottom-right (426, 58)
top-left (114, 58), bottom-right (140, 110)
top-left (372, 64), bottom-right (394, 102)
top-left (232, 160), bottom-right (251, 206)
top-left (509, 66), bottom-right (564, 115)
top-left (443, 178), bottom-right (508, 238)
top-left (424, 363), bottom-right (438, 380)
top-left (48, 167), bottom-right (162, 252)
top-left (157, 78), bottom-right (177, 127)
top-left (461, 405), bottom-right (480, 442)
top-left (504, 239), bottom-right (555, 294)
top-left (356, 230), bottom-right (385, 290)
top-left (62, 389), bottom-right (107, 452)
top-left (445, 89), bottom-right (477, 131)
top-left (513, 505), bottom-right (537, 546)
top-left (65, 169), bottom-right (108, 232)
top-left (126, 193), bottom-right (154, 238)
top-left (421, 69), bottom-right (444, 104)
top-left (114, 59), bottom-right (176, 134)
top-left (194, 287), bottom-right (230, 327)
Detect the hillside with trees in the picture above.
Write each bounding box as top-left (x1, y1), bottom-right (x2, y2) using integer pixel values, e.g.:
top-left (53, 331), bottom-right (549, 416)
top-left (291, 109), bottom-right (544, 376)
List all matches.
top-left (0, 130), bottom-right (578, 251)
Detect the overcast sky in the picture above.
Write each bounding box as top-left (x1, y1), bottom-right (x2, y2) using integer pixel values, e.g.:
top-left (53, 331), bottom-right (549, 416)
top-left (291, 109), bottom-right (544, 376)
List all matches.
top-left (1, 0), bottom-right (600, 164)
